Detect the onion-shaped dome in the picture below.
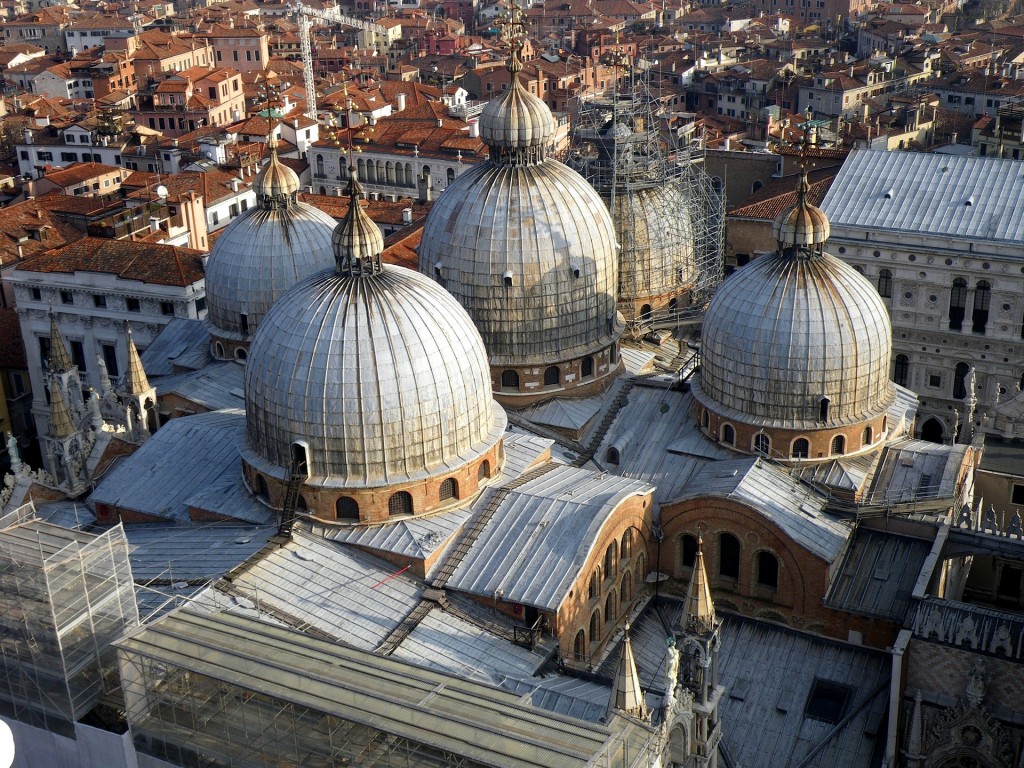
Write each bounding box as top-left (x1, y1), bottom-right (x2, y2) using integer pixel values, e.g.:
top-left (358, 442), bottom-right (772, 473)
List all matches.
top-left (205, 141), bottom-right (336, 342)
top-left (772, 174), bottom-right (830, 246)
top-left (331, 169), bottom-right (384, 269)
top-left (418, 45), bottom-right (621, 369)
top-left (697, 177), bottom-right (894, 430)
top-left (243, 169), bottom-right (505, 488)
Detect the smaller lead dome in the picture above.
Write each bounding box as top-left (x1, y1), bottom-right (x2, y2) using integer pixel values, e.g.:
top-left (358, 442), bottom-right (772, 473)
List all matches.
top-left (479, 43), bottom-right (554, 151)
top-left (772, 173), bottom-right (830, 247)
top-left (332, 168), bottom-right (384, 273)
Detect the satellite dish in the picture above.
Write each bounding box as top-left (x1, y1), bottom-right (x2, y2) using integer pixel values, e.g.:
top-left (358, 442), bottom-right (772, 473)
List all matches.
top-left (155, 184), bottom-right (168, 199)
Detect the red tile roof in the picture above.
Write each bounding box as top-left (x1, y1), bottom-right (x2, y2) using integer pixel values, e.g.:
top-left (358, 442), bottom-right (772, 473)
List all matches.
top-left (17, 237), bottom-right (205, 287)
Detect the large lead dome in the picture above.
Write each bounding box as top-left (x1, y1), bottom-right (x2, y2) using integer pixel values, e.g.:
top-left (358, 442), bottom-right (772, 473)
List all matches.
top-left (205, 139), bottom-right (337, 357)
top-left (693, 174), bottom-right (895, 458)
top-left (242, 171), bottom-right (505, 523)
top-left (418, 38), bottom-right (622, 400)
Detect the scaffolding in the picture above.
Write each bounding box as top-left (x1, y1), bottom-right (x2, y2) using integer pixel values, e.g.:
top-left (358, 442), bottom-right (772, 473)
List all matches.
top-left (567, 63), bottom-right (724, 336)
top-left (0, 503), bottom-right (138, 736)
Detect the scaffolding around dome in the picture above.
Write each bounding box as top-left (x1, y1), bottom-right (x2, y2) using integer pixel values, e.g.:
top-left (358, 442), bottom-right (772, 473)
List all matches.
top-left (567, 64), bottom-right (724, 335)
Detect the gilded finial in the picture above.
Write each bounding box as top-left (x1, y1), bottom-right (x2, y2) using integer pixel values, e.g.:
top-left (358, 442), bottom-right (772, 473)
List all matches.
top-left (498, 6), bottom-right (527, 73)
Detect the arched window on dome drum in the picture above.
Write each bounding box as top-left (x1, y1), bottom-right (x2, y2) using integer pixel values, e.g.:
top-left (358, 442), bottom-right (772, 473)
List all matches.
top-left (336, 496), bottom-right (359, 520)
top-left (500, 370), bottom-right (519, 389)
top-left (590, 609), bottom-right (601, 643)
top-left (439, 477), bottom-right (458, 502)
top-left (877, 269), bottom-right (892, 298)
top-left (753, 433), bottom-right (770, 456)
top-left (953, 362), bottom-right (970, 400)
top-left (831, 435), bottom-right (845, 456)
top-left (669, 297), bottom-right (678, 312)
top-left (818, 398), bottom-right (830, 423)
top-left (256, 475), bottom-right (268, 500)
top-left (862, 426), bottom-right (873, 447)
top-left (214, 341), bottom-right (224, 358)
top-left (635, 553), bottom-right (645, 593)
top-left (756, 551), bottom-right (779, 589)
top-left (973, 280), bottom-right (991, 333)
top-left (792, 438), bottom-right (810, 459)
top-left (544, 366), bottom-right (560, 386)
top-left (640, 304), bottom-right (653, 323)
top-left (719, 533), bottom-right (740, 579)
top-left (588, 568), bottom-right (600, 600)
top-left (235, 348), bottom-right (247, 361)
top-left (573, 629), bottom-right (586, 661)
top-left (605, 590), bottom-right (617, 622)
top-left (581, 356), bottom-right (594, 379)
top-left (949, 278), bottom-right (967, 330)
top-left (701, 410), bottom-right (710, 430)
top-left (388, 491), bottom-right (413, 516)
top-left (721, 423), bottom-right (735, 445)
top-left (610, 344), bottom-right (619, 364)
top-left (894, 354), bottom-right (909, 387)
top-left (478, 460), bottom-right (490, 481)
top-left (621, 573), bottom-right (632, 605)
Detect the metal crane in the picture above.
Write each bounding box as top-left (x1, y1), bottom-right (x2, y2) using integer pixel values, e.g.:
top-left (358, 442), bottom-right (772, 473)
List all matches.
top-left (291, 1), bottom-right (386, 119)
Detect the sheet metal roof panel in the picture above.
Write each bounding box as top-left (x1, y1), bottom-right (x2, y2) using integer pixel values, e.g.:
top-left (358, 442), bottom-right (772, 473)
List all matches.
top-left (446, 466), bottom-right (653, 610)
top-left (319, 506), bottom-right (473, 560)
top-left (125, 524), bottom-right (276, 582)
top-left (153, 362), bottom-right (246, 411)
top-left (116, 609), bottom-right (615, 768)
top-left (90, 410), bottom-right (249, 522)
top-left (140, 317), bottom-right (212, 376)
top-left (821, 150), bottom-right (1024, 244)
top-left (229, 530), bottom-right (423, 648)
top-left (676, 459), bottom-right (849, 562)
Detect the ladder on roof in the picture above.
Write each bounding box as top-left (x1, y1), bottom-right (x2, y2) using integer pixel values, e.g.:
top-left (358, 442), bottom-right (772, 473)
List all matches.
top-left (278, 459), bottom-right (308, 538)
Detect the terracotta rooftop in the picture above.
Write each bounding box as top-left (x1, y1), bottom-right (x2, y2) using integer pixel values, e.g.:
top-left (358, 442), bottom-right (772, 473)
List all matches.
top-left (728, 168), bottom-right (839, 220)
top-left (40, 162), bottom-right (124, 188)
top-left (16, 237), bottom-right (205, 287)
top-left (0, 199), bottom-right (82, 268)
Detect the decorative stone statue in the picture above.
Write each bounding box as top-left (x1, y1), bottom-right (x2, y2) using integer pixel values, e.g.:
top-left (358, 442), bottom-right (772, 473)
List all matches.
top-left (6, 432), bottom-right (21, 476)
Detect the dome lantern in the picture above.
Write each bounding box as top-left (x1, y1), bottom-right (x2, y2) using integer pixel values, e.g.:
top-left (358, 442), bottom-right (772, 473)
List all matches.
top-left (332, 166), bottom-right (384, 277)
top-left (253, 134), bottom-right (301, 210)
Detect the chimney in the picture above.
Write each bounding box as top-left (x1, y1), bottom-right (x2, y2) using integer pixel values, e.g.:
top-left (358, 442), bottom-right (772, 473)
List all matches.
top-left (402, 206), bottom-right (412, 223)
top-left (23, 128), bottom-right (33, 145)
top-left (417, 168), bottom-right (432, 203)
top-left (396, 92), bottom-right (406, 111)
top-left (469, 120), bottom-right (479, 138)
top-left (231, 178), bottom-right (240, 192)
top-left (437, 118), bottom-right (443, 127)
top-left (149, 216), bottom-right (160, 233)
top-left (172, 137), bottom-right (179, 147)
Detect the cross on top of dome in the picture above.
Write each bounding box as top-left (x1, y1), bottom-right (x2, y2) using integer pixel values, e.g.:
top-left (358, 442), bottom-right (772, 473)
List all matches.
top-left (772, 121), bottom-right (830, 253)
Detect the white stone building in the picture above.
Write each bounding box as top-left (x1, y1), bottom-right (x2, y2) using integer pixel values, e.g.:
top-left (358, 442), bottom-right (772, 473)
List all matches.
top-left (6, 237), bottom-right (206, 455)
top-left (822, 149), bottom-right (1024, 443)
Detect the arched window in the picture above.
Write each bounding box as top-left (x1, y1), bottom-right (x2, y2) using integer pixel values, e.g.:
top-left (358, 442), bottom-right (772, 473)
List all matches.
top-left (478, 460), bottom-right (491, 481)
top-left (606, 446), bottom-right (621, 465)
top-left (581, 356), bottom-right (594, 378)
top-left (791, 438), bottom-right (810, 459)
top-left (404, 163), bottom-right (413, 186)
top-left (877, 269), bottom-right (892, 298)
top-left (721, 423), bottom-right (735, 445)
top-left (605, 590), bottom-right (617, 621)
top-left (635, 553), bottom-right (645, 593)
top-left (953, 362), bottom-right (970, 400)
top-left (620, 573), bottom-right (632, 604)
top-left (375, 160), bottom-right (384, 183)
top-left (235, 348), bottom-right (247, 361)
top-left (751, 179), bottom-right (763, 194)
top-left (543, 366), bottom-right (560, 386)
top-left (949, 278), bottom-right (967, 330)
top-left (291, 442), bottom-right (308, 473)
top-left (894, 354), bottom-right (909, 387)
top-left (680, 534), bottom-right (697, 570)
top-left (753, 433), bottom-right (770, 455)
top-left (640, 304), bottom-right (653, 323)
top-left (385, 160), bottom-right (394, 184)
top-left (573, 629), bottom-right (586, 661)
top-left (214, 341), bottom-right (224, 358)
top-left (604, 543), bottom-right (617, 578)
top-left (756, 551), bottom-right (779, 589)
top-left (335, 496), bottom-right (359, 520)
top-left (446, 167), bottom-right (455, 186)
top-left (500, 369), bottom-right (519, 389)
top-left (315, 154), bottom-right (324, 177)
top-left (588, 568), bottom-right (601, 599)
top-left (357, 157), bottom-right (366, 180)
top-left (620, 529), bottom-right (633, 560)
top-left (920, 417), bottom-right (944, 443)
top-left (438, 477), bottom-right (458, 501)
top-left (830, 434), bottom-right (845, 455)
top-left (719, 533), bottom-right (740, 579)
top-left (610, 344), bottom-right (618, 364)
top-left (394, 163), bottom-right (405, 186)
top-left (973, 280), bottom-right (991, 333)
top-left (818, 397), bottom-right (830, 422)
top-left (256, 475), bottom-right (268, 499)
top-left (589, 609), bottom-right (601, 642)
top-left (701, 410), bottom-right (710, 429)
top-left (862, 426), bottom-right (873, 446)
top-left (388, 491), bottom-right (413, 516)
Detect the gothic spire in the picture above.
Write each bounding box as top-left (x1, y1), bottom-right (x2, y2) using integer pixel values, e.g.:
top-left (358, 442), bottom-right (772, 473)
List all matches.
top-left (48, 311), bottom-right (74, 374)
top-left (608, 623), bottom-right (647, 720)
top-left (683, 536), bottom-right (717, 635)
top-left (124, 323), bottom-right (150, 396)
top-left (48, 384), bottom-right (76, 439)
